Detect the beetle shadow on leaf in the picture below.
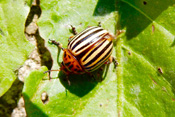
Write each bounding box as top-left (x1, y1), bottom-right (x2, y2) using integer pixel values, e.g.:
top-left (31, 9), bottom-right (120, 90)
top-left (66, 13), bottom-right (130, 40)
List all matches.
top-left (93, 0), bottom-right (116, 16)
top-left (58, 64), bottom-right (109, 97)
top-left (117, 0), bottom-right (174, 39)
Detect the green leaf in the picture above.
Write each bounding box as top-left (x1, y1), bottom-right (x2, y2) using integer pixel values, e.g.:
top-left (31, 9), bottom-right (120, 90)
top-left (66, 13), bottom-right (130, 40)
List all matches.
top-left (0, 0), bottom-right (34, 96)
top-left (117, 0), bottom-right (175, 116)
top-left (23, 0), bottom-right (175, 116)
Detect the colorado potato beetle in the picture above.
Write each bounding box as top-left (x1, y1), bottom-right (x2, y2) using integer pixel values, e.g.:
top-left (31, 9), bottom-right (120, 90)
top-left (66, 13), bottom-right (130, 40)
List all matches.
top-left (48, 25), bottom-right (117, 78)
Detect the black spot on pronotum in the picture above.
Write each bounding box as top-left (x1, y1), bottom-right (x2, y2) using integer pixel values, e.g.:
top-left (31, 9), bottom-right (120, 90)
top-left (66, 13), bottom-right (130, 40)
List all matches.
top-left (64, 68), bottom-right (69, 72)
top-left (143, 1), bottom-right (147, 5)
top-left (76, 65), bottom-right (80, 68)
top-left (68, 55), bottom-right (71, 59)
top-left (158, 67), bottom-right (163, 74)
top-left (41, 92), bottom-right (49, 104)
top-left (69, 65), bottom-right (74, 70)
top-left (77, 70), bottom-right (82, 73)
top-left (65, 62), bottom-right (71, 66)
top-left (64, 52), bottom-right (67, 58)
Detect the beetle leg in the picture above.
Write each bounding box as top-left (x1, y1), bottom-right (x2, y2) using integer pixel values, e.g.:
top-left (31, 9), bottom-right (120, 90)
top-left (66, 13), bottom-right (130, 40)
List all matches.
top-left (108, 56), bottom-right (118, 68)
top-left (115, 30), bottom-right (126, 41)
top-left (70, 25), bottom-right (77, 35)
top-left (108, 30), bottom-right (125, 41)
top-left (49, 39), bottom-right (64, 50)
top-left (116, 30), bottom-right (125, 36)
top-left (44, 69), bottom-right (60, 80)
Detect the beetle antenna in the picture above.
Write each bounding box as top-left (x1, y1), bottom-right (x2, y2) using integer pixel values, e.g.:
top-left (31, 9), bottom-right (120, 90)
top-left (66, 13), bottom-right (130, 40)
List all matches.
top-left (49, 39), bottom-right (64, 50)
top-left (70, 25), bottom-right (77, 35)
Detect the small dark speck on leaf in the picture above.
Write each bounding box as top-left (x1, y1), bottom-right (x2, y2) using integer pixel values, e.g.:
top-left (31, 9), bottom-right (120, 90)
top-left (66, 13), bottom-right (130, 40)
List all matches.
top-left (100, 104), bottom-right (102, 107)
top-left (0, 28), bottom-right (5, 36)
top-left (158, 67), bottom-right (163, 74)
top-left (143, 1), bottom-right (147, 5)
top-left (152, 24), bottom-right (155, 33)
top-left (128, 51), bottom-right (131, 55)
top-left (172, 98), bottom-right (175, 101)
top-left (41, 92), bottom-right (49, 104)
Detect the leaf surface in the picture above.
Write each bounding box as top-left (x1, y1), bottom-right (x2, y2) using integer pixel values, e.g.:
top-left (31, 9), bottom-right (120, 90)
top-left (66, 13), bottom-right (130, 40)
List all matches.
top-left (0, 0), bottom-right (33, 96)
top-left (118, 0), bottom-right (175, 116)
top-left (23, 0), bottom-right (175, 116)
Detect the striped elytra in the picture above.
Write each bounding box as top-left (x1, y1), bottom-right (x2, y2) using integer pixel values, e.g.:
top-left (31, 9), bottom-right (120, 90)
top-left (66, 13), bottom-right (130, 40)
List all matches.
top-left (50, 26), bottom-right (114, 75)
top-left (67, 26), bottom-right (113, 73)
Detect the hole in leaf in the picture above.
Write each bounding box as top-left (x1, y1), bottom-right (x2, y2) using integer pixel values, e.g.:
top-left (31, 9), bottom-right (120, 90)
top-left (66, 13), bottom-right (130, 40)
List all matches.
top-left (143, 1), bottom-right (147, 5)
top-left (41, 92), bottom-right (49, 104)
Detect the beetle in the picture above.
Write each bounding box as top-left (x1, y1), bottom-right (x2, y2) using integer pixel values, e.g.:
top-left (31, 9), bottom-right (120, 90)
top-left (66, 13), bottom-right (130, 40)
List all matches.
top-left (47, 25), bottom-right (117, 81)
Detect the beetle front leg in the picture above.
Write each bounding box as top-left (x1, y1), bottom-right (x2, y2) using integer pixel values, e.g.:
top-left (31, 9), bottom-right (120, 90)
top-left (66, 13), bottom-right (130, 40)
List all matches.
top-left (48, 39), bottom-right (63, 66)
